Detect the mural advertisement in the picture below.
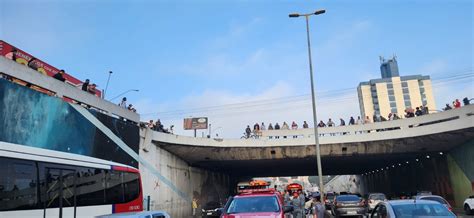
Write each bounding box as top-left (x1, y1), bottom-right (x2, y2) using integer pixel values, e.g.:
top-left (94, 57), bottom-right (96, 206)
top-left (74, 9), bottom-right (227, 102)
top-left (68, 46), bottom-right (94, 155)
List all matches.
top-left (0, 79), bottom-right (138, 168)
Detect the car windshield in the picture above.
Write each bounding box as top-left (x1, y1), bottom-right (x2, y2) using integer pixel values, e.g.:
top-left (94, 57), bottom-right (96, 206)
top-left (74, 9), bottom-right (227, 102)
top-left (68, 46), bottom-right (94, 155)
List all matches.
top-left (421, 197), bottom-right (446, 205)
top-left (392, 203), bottom-right (455, 217)
top-left (336, 195), bottom-right (360, 202)
top-left (204, 201), bottom-right (221, 209)
top-left (226, 196), bottom-right (280, 214)
top-left (326, 194), bottom-right (335, 200)
top-left (370, 194), bottom-right (386, 200)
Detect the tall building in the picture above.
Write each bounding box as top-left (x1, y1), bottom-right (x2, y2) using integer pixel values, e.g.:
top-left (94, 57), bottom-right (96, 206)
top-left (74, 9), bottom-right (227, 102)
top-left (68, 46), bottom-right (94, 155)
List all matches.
top-left (357, 56), bottom-right (436, 119)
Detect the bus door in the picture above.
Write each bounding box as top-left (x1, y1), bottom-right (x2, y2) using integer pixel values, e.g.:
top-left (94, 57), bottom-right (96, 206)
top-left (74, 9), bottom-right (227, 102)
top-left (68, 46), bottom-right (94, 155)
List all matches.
top-left (44, 168), bottom-right (76, 218)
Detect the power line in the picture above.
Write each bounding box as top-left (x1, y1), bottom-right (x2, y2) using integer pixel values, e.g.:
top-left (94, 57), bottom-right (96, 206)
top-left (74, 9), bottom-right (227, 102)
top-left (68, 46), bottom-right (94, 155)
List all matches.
top-left (142, 72), bottom-right (472, 117)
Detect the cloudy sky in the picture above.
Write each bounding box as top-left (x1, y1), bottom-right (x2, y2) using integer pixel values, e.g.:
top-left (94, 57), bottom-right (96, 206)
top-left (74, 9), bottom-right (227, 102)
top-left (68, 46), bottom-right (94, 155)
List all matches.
top-left (1, 0), bottom-right (472, 138)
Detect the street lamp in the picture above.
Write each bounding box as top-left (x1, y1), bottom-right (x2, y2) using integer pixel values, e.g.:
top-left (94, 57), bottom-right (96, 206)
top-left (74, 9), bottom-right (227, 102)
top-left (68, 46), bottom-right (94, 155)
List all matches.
top-left (289, 9), bottom-right (326, 195)
top-left (104, 71), bottom-right (113, 99)
top-left (109, 89), bottom-right (139, 101)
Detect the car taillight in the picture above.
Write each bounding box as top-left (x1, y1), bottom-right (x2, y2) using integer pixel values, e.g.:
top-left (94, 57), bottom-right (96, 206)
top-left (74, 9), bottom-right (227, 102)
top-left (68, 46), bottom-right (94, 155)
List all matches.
top-left (448, 206), bottom-right (452, 211)
top-left (325, 199), bottom-right (329, 203)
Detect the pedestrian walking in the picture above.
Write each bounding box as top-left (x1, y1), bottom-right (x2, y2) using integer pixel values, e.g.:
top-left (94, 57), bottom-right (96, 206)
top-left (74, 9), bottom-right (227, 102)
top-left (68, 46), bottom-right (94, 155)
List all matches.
top-left (268, 123), bottom-right (274, 130)
top-left (291, 192), bottom-right (304, 218)
top-left (192, 197), bottom-right (198, 217)
top-left (309, 192), bottom-right (325, 218)
top-left (261, 122), bottom-right (266, 131)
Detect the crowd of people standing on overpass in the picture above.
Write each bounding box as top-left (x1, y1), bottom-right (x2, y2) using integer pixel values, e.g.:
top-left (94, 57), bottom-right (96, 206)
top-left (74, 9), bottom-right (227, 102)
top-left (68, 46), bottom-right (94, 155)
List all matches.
top-left (244, 97), bottom-right (471, 139)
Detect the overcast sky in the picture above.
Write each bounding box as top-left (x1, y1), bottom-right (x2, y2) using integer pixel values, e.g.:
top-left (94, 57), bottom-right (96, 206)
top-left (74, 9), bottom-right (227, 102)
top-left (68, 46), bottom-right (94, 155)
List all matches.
top-left (1, 0), bottom-right (472, 138)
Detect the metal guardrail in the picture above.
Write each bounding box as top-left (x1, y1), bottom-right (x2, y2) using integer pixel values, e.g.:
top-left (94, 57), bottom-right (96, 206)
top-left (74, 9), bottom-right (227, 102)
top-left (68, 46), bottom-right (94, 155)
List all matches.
top-left (0, 57), bottom-right (140, 123)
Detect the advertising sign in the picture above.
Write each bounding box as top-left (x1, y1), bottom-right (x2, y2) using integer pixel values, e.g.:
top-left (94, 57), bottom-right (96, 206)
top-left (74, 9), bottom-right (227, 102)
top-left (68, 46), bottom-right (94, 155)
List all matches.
top-left (0, 40), bottom-right (102, 97)
top-left (183, 117), bottom-right (208, 130)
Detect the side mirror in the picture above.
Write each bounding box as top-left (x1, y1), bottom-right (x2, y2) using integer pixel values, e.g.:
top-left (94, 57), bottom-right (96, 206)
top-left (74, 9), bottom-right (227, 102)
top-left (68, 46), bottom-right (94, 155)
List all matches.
top-left (283, 205), bottom-right (294, 213)
top-left (216, 208), bottom-right (224, 215)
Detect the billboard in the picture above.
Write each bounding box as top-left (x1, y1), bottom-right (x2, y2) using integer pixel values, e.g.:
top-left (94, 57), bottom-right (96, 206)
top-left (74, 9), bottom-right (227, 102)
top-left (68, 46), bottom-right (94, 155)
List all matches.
top-left (0, 40), bottom-right (102, 97)
top-left (183, 117), bottom-right (208, 130)
top-left (0, 79), bottom-right (138, 167)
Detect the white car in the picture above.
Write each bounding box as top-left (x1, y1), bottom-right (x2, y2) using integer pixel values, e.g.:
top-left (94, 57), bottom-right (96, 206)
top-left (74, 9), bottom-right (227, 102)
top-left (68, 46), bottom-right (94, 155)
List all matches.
top-left (465, 195), bottom-right (474, 215)
top-left (367, 193), bottom-right (387, 211)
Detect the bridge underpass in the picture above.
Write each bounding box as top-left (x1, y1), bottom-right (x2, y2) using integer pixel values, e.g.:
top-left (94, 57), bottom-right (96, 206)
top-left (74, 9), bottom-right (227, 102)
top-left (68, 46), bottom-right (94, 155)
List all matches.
top-left (145, 105), bottom-right (474, 207)
top-left (153, 128), bottom-right (473, 177)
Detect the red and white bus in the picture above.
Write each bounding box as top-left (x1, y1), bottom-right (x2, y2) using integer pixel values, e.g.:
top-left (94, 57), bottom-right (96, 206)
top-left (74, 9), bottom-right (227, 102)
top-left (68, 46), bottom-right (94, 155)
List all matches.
top-left (0, 141), bottom-right (143, 218)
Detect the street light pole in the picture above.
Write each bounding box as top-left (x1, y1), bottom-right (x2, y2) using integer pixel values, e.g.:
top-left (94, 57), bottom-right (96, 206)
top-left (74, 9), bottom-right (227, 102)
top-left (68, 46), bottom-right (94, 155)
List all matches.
top-left (104, 71), bottom-right (113, 98)
top-left (290, 9), bottom-right (326, 195)
top-left (108, 89), bottom-right (139, 101)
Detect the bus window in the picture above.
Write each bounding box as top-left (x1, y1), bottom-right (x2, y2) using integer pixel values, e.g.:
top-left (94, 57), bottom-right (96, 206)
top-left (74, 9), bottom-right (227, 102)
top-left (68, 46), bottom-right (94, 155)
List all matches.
top-left (76, 168), bottom-right (106, 206)
top-left (0, 157), bottom-right (38, 211)
top-left (105, 170), bottom-right (124, 204)
top-left (123, 172), bottom-right (140, 203)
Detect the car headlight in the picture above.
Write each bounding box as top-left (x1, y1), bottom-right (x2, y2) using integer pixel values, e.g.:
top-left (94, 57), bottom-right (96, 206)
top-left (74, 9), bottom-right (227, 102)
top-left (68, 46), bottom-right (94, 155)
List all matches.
top-left (201, 209), bottom-right (205, 212)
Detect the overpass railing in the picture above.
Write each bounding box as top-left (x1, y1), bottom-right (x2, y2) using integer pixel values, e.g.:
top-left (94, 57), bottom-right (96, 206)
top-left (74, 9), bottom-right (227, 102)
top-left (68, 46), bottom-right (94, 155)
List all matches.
top-left (145, 104), bottom-right (473, 147)
top-left (259, 106), bottom-right (472, 140)
top-left (0, 57), bottom-right (139, 123)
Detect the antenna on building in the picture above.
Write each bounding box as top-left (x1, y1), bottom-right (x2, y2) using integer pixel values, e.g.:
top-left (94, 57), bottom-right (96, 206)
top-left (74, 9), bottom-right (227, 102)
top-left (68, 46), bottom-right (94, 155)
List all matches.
top-left (393, 53), bottom-right (397, 60)
top-left (379, 56), bottom-right (384, 63)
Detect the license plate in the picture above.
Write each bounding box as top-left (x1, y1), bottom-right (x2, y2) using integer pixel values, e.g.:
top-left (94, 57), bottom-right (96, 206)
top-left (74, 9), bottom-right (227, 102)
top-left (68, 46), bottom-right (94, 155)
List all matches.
top-left (347, 211), bottom-right (357, 215)
top-left (207, 212), bottom-right (213, 215)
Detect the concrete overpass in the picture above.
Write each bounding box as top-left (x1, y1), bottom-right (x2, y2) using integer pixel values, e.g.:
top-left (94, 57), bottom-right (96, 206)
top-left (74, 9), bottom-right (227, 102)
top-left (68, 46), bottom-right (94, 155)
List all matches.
top-left (145, 105), bottom-right (474, 177)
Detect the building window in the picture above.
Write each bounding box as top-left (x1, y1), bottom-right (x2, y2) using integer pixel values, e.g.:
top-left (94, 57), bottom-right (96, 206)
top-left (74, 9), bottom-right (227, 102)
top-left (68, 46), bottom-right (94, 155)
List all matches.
top-left (391, 108), bottom-right (397, 113)
top-left (387, 83), bottom-right (393, 89)
top-left (402, 82), bottom-right (408, 87)
top-left (389, 95), bottom-right (395, 101)
top-left (388, 89), bottom-right (394, 95)
top-left (402, 88), bottom-right (409, 94)
top-left (405, 101), bottom-right (411, 107)
top-left (390, 102), bottom-right (397, 107)
top-left (403, 94), bottom-right (411, 100)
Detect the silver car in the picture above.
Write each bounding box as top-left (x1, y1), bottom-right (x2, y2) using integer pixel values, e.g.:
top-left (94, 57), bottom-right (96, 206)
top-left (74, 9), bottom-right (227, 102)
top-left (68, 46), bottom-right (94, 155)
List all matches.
top-left (370, 199), bottom-right (456, 218)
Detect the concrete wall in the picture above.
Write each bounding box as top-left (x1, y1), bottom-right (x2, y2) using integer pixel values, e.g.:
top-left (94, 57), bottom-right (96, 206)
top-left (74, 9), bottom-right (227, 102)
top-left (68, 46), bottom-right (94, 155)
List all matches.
top-left (139, 128), bottom-right (230, 217)
top-left (362, 154), bottom-right (454, 204)
top-left (447, 139), bottom-right (474, 207)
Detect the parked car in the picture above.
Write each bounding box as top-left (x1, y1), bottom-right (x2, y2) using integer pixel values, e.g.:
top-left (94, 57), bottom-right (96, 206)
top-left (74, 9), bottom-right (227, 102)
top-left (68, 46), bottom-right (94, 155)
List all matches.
top-left (96, 211), bottom-right (171, 218)
top-left (370, 199), bottom-right (456, 218)
top-left (414, 195), bottom-right (452, 211)
top-left (367, 193), bottom-right (387, 212)
top-left (220, 188), bottom-right (293, 218)
top-left (332, 194), bottom-right (367, 217)
top-left (201, 201), bottom-right (223, 217)
top-left (464, 195), bottom-right (474, 215)
top-left (324, 192), bottom-right (337, 210)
